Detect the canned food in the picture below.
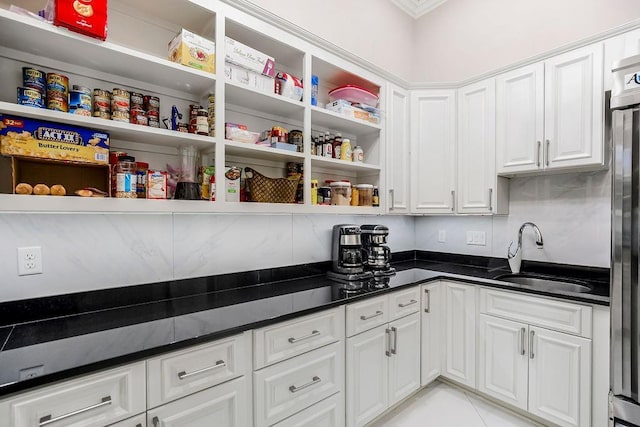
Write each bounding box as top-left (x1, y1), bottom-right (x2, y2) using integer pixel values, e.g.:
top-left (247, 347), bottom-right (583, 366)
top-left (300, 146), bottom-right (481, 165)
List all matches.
top-left (112, 88), bottom-right (130, 98)
top-left (93, 89), bottom-right (111, 98)
top-left (146, 109), bottom-right (159, 119)
top-left (93, 95), bottom-right (111, 111)
top-left (72, 85), bottom-right (91, 94)
top-left (143, 95), bottom-right (160, 110)
top-left (130, 108), bottom-right (147, 125)
top-left (111, 89), bottom-right (130, 112)
top-left (47, 98), bottom-right (69, 112)
top-left (46, 73), bottom-right (69, 94)
top-left (177, 122), bottom-right (189, 132)
top-left (22, 67), bottom-right (46, 93)
top-left (130, 92), bottom-right (144, 108)
top-left (148, 117), bottom-right (160, 128)
top-left (70, 107), bottom-right (92, 116)
top-left (111, 109), bottom-right (130, 122)
top-left (17, 87), bottom-right (44, 108)
top-left (69, 90), bottom-right (92, 110)
top-left (93, 110), bottom-right (111, 120)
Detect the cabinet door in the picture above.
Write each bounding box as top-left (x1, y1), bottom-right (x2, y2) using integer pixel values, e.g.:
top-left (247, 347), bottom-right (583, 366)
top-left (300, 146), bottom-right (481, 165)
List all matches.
top-left (457, 78), bottom-right (496, 214)
top-left (273, 393), bottom-right (344, 427)
top-left (386, 83), bottom-right (410, 213)
top-left (623, 28), bottom-right (640, 57)
top-left (421, 282), bottom-right (443, 386)
top-left (388, 312), bottom-right (421, 406)
top-left (478, 315), bottom-right (528, 411)
top-left (496, 62), bottom-right (544, 174)
top-left (544, 43), bottom-right (604, 170)
top-left (107, 413), bottom-right (146, 426)
top-left (346, 324), bottom-right (389, 427)
top-left (442, 281), bottom-right (476, 388)
top-left (410, 89), bottom-right (456, 214)
top-left (147, 376), bottom-right (249, 427)
top-left (528, 326), bottom-right (591, 427)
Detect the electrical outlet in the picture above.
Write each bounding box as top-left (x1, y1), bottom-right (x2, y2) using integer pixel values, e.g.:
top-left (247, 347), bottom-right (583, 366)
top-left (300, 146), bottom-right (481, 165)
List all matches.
top-left (17, 246), bottom-right (42, 276)
top-left (466, 231), bottom-right (487, 246)
top-left (19, 365), bottom-right (44, 380)
top-left (438, 230), bottom-right (446, 243)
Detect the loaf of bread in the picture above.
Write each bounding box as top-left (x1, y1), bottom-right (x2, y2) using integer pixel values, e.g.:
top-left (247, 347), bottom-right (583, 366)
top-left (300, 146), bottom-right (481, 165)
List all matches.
top-left (33, 184), bottom-right (50, 195)
top-left (75, 189), bottom-right (93, 197)
top-left (51, 184), bottom-right (66, 196)
top-left (15, 183), bottom-right (33, 195)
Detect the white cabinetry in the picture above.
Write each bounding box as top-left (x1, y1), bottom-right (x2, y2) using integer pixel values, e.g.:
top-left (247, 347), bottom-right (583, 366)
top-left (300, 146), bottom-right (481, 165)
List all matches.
top-left (421, 282), bottom-right (443, 386)
top-left (410, 90), bottom-right (456, 214)
top-left (478, 288), bottom-right (593, 427)
top-left (108, 413), bottom-right (146, 426)
top-left (386, 83), bottom-right (410, 213)
top-left (442, 280), bottom-right (476, 388)
top-left (496, 43), bottom-right (605, 175)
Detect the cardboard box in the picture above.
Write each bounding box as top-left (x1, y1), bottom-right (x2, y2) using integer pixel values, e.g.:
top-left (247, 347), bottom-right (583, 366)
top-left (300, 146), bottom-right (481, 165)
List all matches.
top-left (54, 0), bottom-right (108, 41)
top-left (225, 62), bottom-right (274, 94)
top-left (169, 29), bottom-right (216, 74)
top-left (225, 37), bottom-right (275, 77)
top-left (0, 114), bottom-right (110, 165)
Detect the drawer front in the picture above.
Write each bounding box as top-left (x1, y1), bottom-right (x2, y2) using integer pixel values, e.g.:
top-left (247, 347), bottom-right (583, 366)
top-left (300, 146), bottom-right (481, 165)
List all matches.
top-left (0, 362), bottom-right (146, 427)
top-left (254, 307), bottom-right (344, 369)
top-left (346, 295), bottom-right (389, 337)
top-left (254, 341), bottom-right (344, 427)
top-left (480, 288), bottom-right (593, 338)
top-left (147, 376), bottom-right (249, 427)
top-left (273, 393), bottom-right (344, 427)
top-left (147, 332), bottom-right (250, 408)
top-left (107, 413), bottom-right (146, 426)
top-left (388, 286), bottom-right (420, 320)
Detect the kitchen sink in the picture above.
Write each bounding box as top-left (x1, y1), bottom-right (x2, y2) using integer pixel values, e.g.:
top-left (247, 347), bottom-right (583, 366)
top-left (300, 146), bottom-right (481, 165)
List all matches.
top-left (493, 273), bottom-right (593, 293)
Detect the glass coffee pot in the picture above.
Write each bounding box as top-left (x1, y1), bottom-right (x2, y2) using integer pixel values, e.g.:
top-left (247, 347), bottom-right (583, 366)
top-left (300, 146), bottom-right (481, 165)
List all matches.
top-left (174, 145), bottom-right (200, 200)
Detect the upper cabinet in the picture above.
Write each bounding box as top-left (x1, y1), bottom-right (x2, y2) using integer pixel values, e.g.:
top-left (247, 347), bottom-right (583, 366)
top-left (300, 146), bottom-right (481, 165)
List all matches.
top-left (496, 42), bottom-right (605, 175)
top-left (386, 84), bottom-right (410, 214)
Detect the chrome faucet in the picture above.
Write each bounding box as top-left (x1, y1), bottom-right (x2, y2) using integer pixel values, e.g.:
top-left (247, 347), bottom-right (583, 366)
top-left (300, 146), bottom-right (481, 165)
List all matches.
top-left (508, 222), bottom-right (544, 273)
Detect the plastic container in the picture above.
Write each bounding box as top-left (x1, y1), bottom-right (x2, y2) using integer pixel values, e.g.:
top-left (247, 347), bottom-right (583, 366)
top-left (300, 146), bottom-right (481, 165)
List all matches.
top-left (328, 84), bottom-right (378, 107)
top-left (341, 138), bottom-right (352, 161)
top-left (356, 184), bottom-right (373, 206)
top-left (352, 145), bottom-right (364, 163)
top-left (115, 156), bottom-right (137, 198)
top-left (329, 181), bottom-right (351, 205)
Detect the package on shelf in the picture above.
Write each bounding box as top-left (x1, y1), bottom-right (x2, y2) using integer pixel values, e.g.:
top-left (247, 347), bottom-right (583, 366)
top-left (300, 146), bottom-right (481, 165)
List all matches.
top-left (271, 142), bottom-right (297, 152)
top-left (146, 170), bottom-right (168, 199)
top-left (275, 72), bottom-right (303, 101)
top-left (225, 37), bottom-right (275, 77)
top-left (225, 166), bottom-right (241, 202)
top-left (168, 29), bottom-right (216, 74)
top-left (325, 100), bottom-right (380, 124)
top-left (225, 122), bottom-right (260, 144)
top-left (224, 62), bottom-right (274, 94)
top-left (0, 114), bottom-right (109, 164)
top-left (53, 0), bottom-right (108, 40)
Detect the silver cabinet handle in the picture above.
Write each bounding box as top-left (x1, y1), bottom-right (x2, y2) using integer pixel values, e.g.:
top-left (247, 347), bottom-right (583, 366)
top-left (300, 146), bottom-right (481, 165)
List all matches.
top-left (289, 376), bottom-right (321, 393)
top-left (178, 360), bottom-right (226, 380)
top-left (398, 299), bottom-right (417, 308)
top-left (360, 310), bottom-right (383, 321)
top-left (288, 330), bottom-right (320, 343)
top-left (391, 326), bottom-right (398, 355)
top-left (389, 189), bottom-right (395, 210)
top-left (39, 396), bottom-right (112, 426)
top-left (530, 330), bottom-right (535, 359)
top-left (424, 289), bottom-right (431, 313)
top-left (488, 188), bottom-right (493, 211)
top-left (537, 141), bottom-right (541, 167)
top-left (545, 139), bottom-right (550, 166)
top-left (451, 190), bottom-right (455, 211)
top-left (385, 328), bottom-right (392, 357)
top-left (520, 327), bottom-right (526, 356)
top-left (153, 416), bottom-right (159, 427)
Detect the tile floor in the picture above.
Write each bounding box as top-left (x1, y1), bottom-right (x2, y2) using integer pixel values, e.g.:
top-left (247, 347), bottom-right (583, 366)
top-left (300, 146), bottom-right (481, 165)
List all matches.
top-left (370, 381), bottom-right (544, 427)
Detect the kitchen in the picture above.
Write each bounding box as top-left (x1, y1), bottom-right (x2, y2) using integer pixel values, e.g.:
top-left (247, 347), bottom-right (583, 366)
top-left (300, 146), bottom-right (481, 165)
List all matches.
top-left (0, 0), bottom-right (638, 426)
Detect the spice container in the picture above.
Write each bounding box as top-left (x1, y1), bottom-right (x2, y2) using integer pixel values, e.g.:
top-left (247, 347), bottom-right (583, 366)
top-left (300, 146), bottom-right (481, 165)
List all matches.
top-left (356, 184), bottom-right (373, 206)
top-left (318, 186), bottom-right (331, 205)
top-left (115, 155), bottom-right (137, 198)
top-left (311, 179), bottom-right (318, 205)
top-left (329, 181), bottom-right (351, 205)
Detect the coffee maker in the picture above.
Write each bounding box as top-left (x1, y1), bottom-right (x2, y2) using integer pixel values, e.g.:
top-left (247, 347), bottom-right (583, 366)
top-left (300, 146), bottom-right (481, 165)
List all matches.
top-left (361, 224), bottom-right (395, 276)
top-left (327, 224), bottom-right (372, 291)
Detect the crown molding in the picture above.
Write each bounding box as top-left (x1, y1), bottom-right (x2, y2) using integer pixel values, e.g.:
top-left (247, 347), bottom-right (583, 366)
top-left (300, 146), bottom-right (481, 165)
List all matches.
top-left (390, 0), bottom-right (448, 19)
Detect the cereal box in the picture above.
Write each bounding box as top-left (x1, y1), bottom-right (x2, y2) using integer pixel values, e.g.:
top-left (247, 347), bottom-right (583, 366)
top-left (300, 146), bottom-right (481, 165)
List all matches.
top-left (54, 0), bottom-right (108, 41)
top-left (169, 29), bottom-right (216, 74)
top-left (0, 114), bottom-right (110, 164)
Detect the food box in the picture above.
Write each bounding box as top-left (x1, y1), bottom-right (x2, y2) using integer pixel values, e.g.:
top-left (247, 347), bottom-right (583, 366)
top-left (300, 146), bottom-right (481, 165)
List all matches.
top-left (0, 114), bottom-right (110, 164)
top-left (224, 62), bottom-right (274, 94)
top-left (275, 72), bottom-right (303, 101)
top-left (325, 101), bottom-right (380, 124)
top-left (271, 142), bottom-right (297, 152)
top-left (54, 0), bottom-right (108, 41)
top-left (225, 166), bottom-right (241, 202)
top-left (168, 29), bottom-right (216, 74)
top-left (225, 37), bottom-right (275, 77)
top-left (146, 170), bottom-right (168, 199)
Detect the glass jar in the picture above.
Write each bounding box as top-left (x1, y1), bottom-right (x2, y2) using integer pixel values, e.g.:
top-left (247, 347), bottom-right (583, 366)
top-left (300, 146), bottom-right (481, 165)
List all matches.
top-left (115, 155), bottom-right (137, 198)
top-left (350, 184), bottom-right (359, 206)
top-left (356, 184), bottom-right (374, 206)
top-left (329, 181), bottom-right (351, 206)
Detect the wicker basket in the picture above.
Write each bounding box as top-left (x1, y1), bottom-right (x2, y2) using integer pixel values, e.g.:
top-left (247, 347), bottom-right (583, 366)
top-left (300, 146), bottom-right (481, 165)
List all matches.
top-left (244, 167), bottom-right (301, 203)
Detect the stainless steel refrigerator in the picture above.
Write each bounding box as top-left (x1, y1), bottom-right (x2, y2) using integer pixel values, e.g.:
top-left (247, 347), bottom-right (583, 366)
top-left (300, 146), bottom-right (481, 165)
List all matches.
top-left (611, 54), bottom-right (640, 427)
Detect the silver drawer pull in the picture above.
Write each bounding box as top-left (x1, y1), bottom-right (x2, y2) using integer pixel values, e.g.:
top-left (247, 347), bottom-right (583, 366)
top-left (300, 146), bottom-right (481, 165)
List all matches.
top-left (398, 299), bottom-right (417, 308)
top-left (360, 310), bottom-right (383, 321)
top-left (288, 330), bottom-right (320, 343)
top-left (530, 330), bottom-right (535, 359)
top-left (39, 396), bottom-right (111, 426)
top-left (178, 360), bottom-right (226, 380)
top-left (424, 289), bottom-right (431, 313)
top-left (289, 376), bottom-right (321, 393)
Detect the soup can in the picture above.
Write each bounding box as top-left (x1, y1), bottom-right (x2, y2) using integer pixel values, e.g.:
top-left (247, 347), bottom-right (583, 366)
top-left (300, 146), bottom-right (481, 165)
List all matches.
top-left (22, 67), bottom-right (46, 93)
top-left (111, 109), bottom-right (130, 122)
top-left (93, 110), bottom-right (111, 120)
top-left (148, 117), bottom-right (160, 128)
top-left (143, 95), bottom-right (160, 111)
top-left (46, 73), bottom-right (69, 94)
top-left (69, 90), bottom-right (92, 111)
top-left (17, 87), bottom-right (44, 108)
top-left (47, 97), bottom-right (69, 112)
top-left (130, 92), bottom-right (144, 109)
top-left (111, 88), bottom-right (130, 112)
top-left (72, 85), bottom-right (91, 94)
top-left (70, 107), bottom-right (92, 116)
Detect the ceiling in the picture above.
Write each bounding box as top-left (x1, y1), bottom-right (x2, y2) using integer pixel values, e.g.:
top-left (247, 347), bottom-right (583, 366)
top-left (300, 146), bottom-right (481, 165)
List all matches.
top-left (390, 0), bottom-right (449, 19)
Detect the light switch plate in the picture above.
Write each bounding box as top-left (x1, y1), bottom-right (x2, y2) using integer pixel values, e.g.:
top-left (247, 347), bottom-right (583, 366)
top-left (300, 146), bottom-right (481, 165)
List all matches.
top-left (466, 231), bottom-right (486, 246)
top-left (438, 230), bottom-right (446, 243)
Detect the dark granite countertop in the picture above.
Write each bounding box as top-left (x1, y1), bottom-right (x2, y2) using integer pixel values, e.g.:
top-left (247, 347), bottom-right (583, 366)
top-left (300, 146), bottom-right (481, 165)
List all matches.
top-left (0, 251), bottom-right (609, 398)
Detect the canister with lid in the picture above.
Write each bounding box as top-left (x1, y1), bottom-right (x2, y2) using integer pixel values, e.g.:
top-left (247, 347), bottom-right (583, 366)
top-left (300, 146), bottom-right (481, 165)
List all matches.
top-left (329, 181), bottom-right (351, 206)
top-left (356, 184), bottom-right (373, 206)
top-left (115, 156), bottom-right (137, 198)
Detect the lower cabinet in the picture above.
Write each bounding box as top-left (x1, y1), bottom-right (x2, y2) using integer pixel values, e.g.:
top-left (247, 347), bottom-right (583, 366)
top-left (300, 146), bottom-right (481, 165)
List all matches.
top-left (442, 280), bottom-right (476, 388)
top-left (421, 281), bottom-right (443, 386)
top-left (147, 376), bottom-right (249, 427)
top-left (272, 393), bottom-right (344, 427)
top-left (107, 413), bottom-right (146, 426)
top-left (346, 312), bottom-right (420, 427)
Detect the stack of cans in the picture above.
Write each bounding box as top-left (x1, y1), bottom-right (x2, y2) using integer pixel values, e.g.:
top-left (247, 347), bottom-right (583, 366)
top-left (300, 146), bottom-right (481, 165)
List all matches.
top-left (144, 95), bottom-right (160, 128)
top-left (208, 94), bottom-right (215, 136)
top-left (111, 88), bottom-right (130, 122)
top-left (93, 89), bottom-right (111, 119)
top-left (46, 72), bottom-right (69, 112)
top-left (18, 67), bottom-right (46, 108)
top-left (69, 85), bottom-right (92, 116)
top-left (130, 92), bottom-right (147, 126)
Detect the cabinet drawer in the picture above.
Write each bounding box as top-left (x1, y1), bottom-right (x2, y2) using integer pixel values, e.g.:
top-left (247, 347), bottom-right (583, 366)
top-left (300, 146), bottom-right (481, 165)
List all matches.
top-left (273, 393), bottom-right (344, 427)
top-left (479, 288), bottom-right (593, 338)
top-left (388, 287), bottom-right (420, 320)
top-left (0, 362), bottom-right (145, 427)
top-left (107, 413), bottom-right (146, 426)
top-left (346, 295), bottom-right (389, 337)
top-left (147, 332), bottom-right (250, 408)
top-left (254, 341), bottom-right (344, 427)
top-left (254, 307), bottom-right (344, 369)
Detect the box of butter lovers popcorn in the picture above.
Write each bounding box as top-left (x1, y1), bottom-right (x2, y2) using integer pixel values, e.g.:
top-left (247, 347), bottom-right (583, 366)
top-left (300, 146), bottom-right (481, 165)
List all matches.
top-left (0, 114), bottom-right (110, 165)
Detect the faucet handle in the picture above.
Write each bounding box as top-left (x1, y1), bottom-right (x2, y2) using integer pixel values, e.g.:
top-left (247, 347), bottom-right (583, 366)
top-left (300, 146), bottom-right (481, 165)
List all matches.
top-left (507, 241), bottom-right (518, 259)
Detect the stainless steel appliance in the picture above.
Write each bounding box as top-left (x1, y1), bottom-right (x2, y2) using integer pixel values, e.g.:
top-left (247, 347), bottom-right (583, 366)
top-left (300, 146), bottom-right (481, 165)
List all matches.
top-left (361, 224), bottom-right (396, 276)
top-left (610, 54), bottom-right (640, 427)
top-left (328, 224), bottom-right (372, 292)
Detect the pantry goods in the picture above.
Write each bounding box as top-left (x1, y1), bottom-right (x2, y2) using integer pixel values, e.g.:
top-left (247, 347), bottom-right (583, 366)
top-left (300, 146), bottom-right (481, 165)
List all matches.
top-left (168, 29), bottom-right (216, 73)
top-left (53, 0), bottom-right (108, 40)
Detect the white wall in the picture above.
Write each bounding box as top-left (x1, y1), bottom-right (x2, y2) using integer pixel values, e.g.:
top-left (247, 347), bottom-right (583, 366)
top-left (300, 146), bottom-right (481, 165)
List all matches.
top-left (415, 170), bottom-right (611, 267)
top-left (413, 0), bottom-right (640, 82)
top-left (0, 213), bottom-right (415, 302)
